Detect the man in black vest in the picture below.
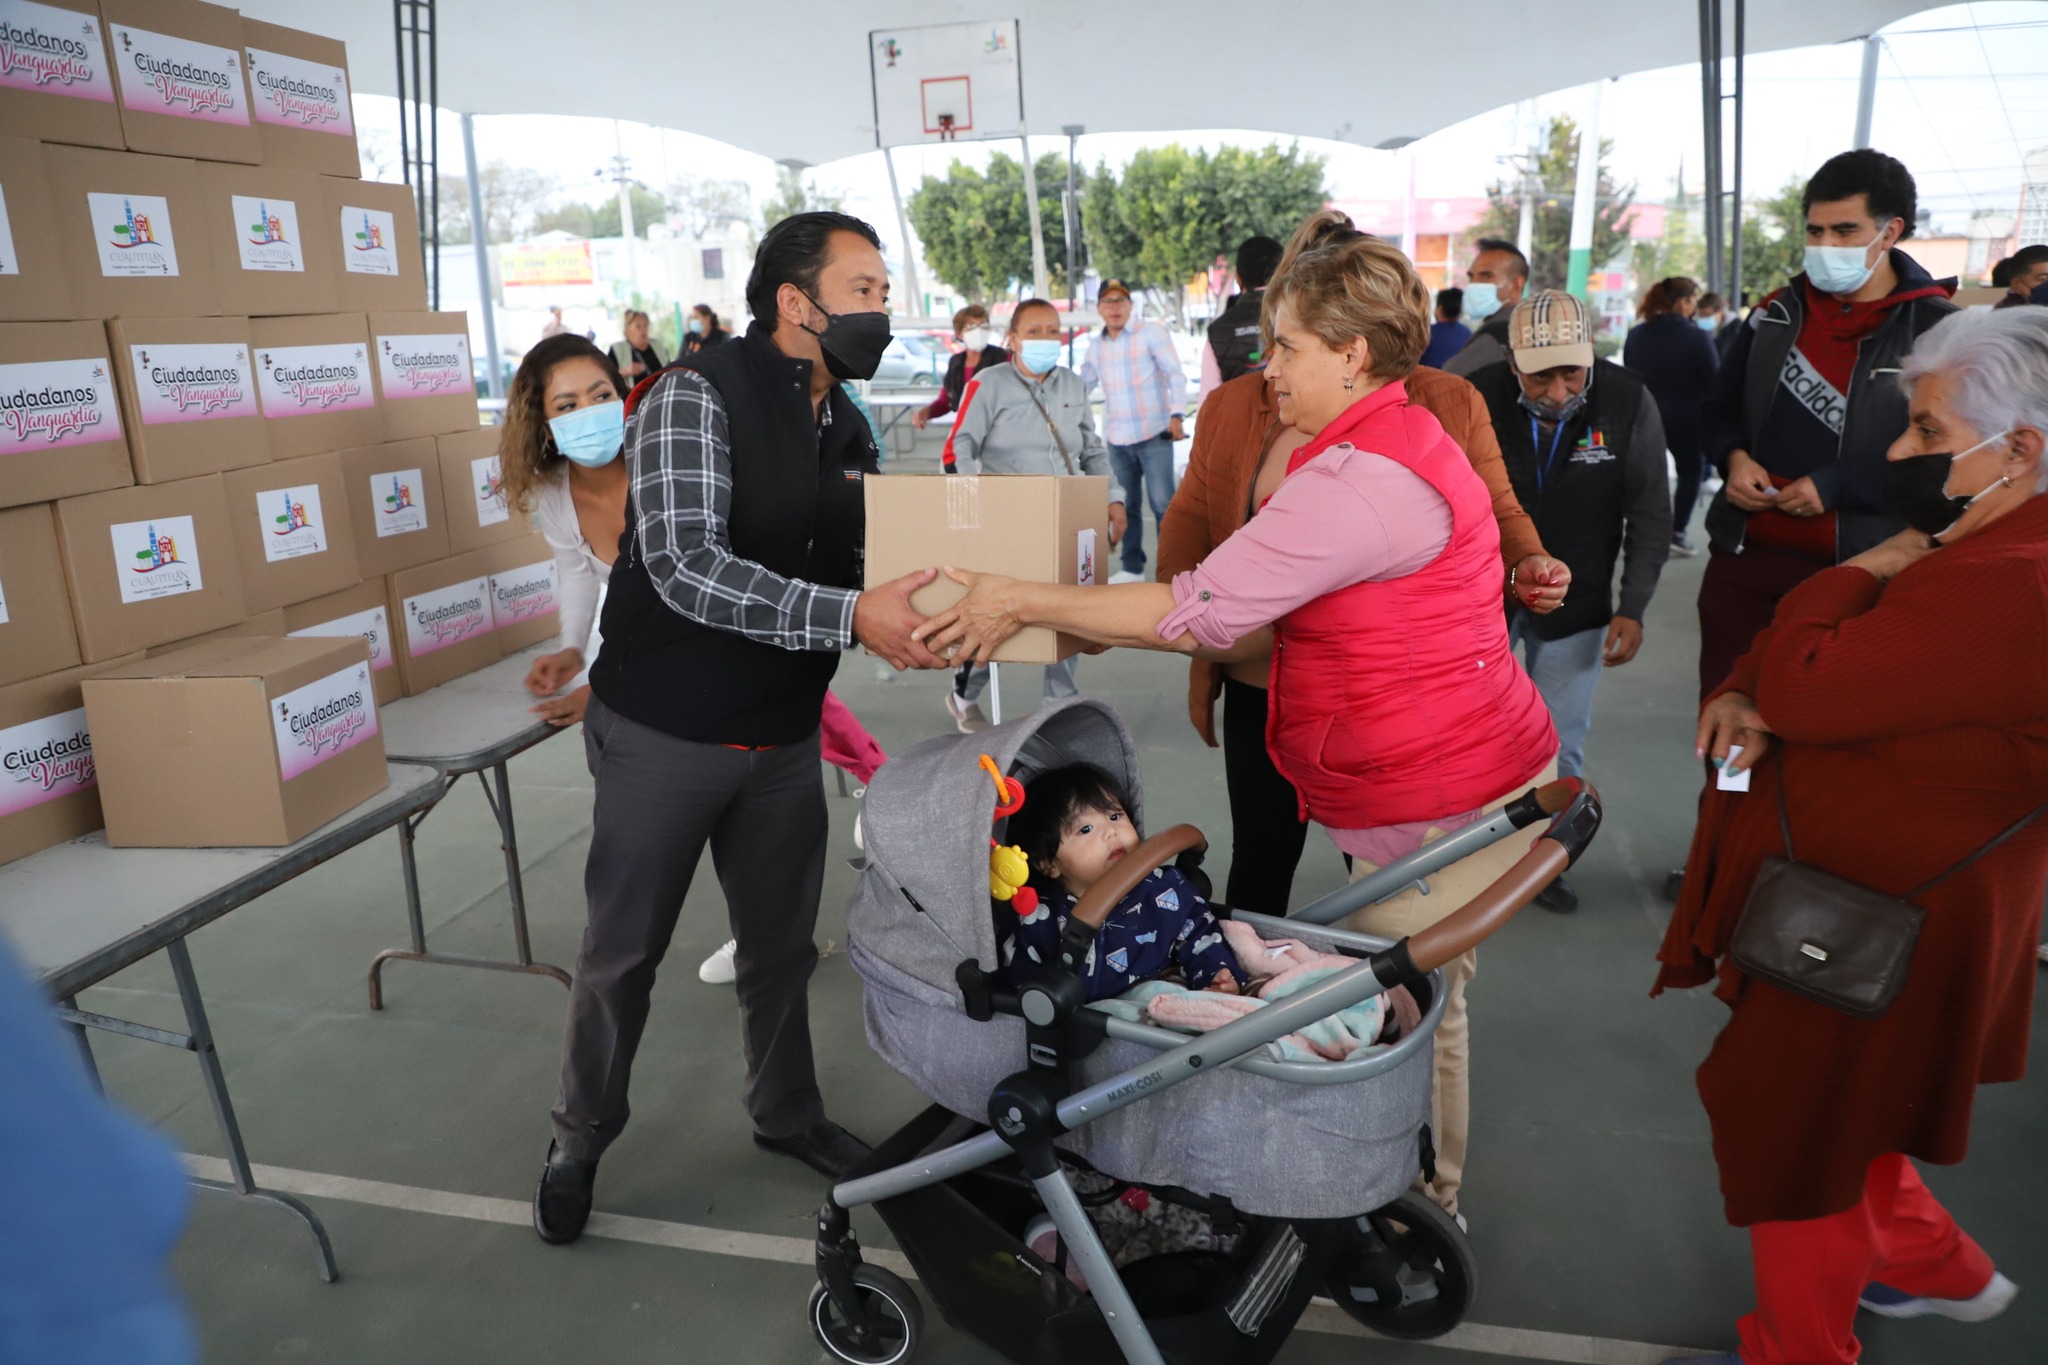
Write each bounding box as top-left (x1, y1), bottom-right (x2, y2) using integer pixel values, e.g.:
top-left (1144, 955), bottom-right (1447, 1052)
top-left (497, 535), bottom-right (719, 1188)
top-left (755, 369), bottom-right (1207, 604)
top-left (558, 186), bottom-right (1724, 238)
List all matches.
top-left (1199, 234), bottom-right (1284, 397)
top-left (534, 212), bottom-right (946, 1244)
top-left (1471, 291), bottom-right (1671, 911)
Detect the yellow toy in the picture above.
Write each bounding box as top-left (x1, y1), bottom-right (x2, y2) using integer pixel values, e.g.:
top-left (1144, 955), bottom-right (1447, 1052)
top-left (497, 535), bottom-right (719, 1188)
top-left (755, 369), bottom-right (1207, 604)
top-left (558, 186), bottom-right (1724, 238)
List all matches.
top-left (989, 843), bottom-right (1031, 902)
top-left (980, 754), bottom-right (1040, 915)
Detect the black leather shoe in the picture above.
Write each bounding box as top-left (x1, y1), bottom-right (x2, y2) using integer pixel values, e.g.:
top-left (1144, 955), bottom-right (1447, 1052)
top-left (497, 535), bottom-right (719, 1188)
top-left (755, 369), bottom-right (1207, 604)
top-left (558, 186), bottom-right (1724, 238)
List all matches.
top-left (1535, 875), bottom-right (1579, 914)
top-left (1662, 868), bottom-right (1686, 903)
top-left (533, 1141), bottom-right (597, 1245)
top-left (753, 1121), bottom-right (872, 1179)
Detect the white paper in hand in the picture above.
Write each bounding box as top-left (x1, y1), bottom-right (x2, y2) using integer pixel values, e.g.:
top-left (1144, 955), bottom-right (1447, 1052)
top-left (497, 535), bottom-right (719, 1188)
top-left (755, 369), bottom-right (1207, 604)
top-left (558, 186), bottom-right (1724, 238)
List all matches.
top-left (1717, 744), bottom-right (1753, 792)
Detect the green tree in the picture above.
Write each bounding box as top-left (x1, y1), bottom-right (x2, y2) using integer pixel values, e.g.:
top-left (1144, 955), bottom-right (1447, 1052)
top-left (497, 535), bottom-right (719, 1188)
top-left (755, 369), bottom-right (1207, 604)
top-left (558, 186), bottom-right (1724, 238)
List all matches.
top-left (1631, 181), bottom-right (1707, 294)
top-left (436, 161), bottom-right (557, 245)
top-left (1738, 175), bottom-right (1808, 304)
top-left (1477, 116), bottom-right (1635, 293)
top-left (531, 183), bottom-right (666, 240)
top-left (905, 151), bottom-right (1069, 302)
top-left (761, 165), bottom-right (844, 231)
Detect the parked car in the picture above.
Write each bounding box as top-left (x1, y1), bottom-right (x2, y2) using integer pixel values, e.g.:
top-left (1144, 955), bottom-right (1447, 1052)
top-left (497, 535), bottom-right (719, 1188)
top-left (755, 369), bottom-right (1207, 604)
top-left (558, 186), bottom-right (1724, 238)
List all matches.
top-left (869, 335), bottom-right (945, 388)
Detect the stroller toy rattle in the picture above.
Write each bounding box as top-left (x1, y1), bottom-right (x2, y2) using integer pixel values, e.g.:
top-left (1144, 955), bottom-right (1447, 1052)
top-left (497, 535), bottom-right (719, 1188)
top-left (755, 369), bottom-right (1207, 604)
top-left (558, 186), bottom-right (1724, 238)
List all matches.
top-left (979, 755), bottom-right (1039, 917)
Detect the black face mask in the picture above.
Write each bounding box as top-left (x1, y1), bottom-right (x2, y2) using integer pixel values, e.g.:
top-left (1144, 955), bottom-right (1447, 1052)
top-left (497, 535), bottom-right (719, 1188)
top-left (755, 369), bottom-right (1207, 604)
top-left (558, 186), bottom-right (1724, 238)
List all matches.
top-left (798, 289), bottom-right (892, 382)
top-left (1885, 432), bottom-right (2012, 538)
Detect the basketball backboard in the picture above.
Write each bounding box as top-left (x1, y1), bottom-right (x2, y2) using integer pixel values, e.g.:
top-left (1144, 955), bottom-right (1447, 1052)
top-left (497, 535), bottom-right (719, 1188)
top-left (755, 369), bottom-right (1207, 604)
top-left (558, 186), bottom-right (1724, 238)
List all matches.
top-left (870, 19), bottom-right (1024, 149)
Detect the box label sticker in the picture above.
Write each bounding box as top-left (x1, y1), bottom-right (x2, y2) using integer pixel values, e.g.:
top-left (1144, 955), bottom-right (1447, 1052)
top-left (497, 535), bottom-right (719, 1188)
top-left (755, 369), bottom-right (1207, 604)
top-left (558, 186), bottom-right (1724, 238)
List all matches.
top-left (255, 482), bottom-right (329, 563)
top-left (255, 342), bottom-right (371, 416)
top-left (377, 332), bottom-right (471, 399)
top-left (403, 577), bottom-right (491, 657)
top-left (271, 660), bottom-right (377, 781)
top-left (367, 468), bottom-right (428, 538)
top-left (0, 705), bottom-right (95, 818)
top-left (0, 1), bottom-right (116, 103)
top-left (230, 193), bottom-right (304, 273)
top-left (490, 558), bottom-right (558, 626)
top-left (128, 342), bottom-right (259, 425)
top-left (0, 565), bottom-right (9, 623)
top-left (340, 204), bottom-right (399, 276)
top-left (109, 24), bottom-right (249, 125)
top-left (471, 454), bottom-right (509, 527)
top-left (289, 604), bottom-right (392, 673)
top-left (109, 512), bottom-right (203, 604)
top-left (0, 356), bottom-right (121, 456)
top-left (244, 46), bottom-right (352, 135)
top-left (0, 183), bottom-right (17, 276)
top-left (87, 190), bottom-right (180, 278)
top-left (1077, 528), bottom-right (1097, 587)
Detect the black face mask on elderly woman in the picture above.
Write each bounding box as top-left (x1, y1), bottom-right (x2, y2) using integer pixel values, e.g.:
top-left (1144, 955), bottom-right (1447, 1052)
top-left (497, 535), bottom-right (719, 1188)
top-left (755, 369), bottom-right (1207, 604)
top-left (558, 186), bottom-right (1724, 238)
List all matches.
top-left (1885, 429), bottom-right (2015, 539)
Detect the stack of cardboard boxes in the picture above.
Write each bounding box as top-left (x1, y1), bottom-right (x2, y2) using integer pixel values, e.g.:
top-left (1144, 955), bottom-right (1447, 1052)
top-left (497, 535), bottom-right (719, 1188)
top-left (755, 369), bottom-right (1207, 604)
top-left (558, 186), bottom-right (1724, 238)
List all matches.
top-left (0, 0), bottom-right (562, 860)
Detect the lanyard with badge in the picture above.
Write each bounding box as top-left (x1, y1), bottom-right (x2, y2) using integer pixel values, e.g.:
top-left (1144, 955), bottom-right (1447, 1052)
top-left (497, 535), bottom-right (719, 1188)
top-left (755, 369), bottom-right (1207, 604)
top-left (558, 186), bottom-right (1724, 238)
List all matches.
top-left (1530, 417), bottom-right (1570, 496)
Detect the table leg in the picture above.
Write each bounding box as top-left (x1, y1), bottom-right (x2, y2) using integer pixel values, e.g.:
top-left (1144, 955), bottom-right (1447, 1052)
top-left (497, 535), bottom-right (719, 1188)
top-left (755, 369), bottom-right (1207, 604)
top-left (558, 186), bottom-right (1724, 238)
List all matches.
top-left (368, 805), bottom-right (432, 1010)
top-left (57, 994), bottom-right (102, 1094)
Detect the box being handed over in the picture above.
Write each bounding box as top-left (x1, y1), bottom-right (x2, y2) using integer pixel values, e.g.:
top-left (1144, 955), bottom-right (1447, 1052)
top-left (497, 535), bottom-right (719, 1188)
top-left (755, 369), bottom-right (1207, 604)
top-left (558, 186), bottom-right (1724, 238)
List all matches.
top-left (862, 474), bottom-right (1109, 665)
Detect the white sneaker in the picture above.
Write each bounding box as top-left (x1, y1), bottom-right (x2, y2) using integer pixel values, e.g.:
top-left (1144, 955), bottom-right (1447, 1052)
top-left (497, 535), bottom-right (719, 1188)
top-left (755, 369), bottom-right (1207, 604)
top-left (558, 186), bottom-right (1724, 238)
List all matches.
top-left (945, 689), bottom-right (990, 734)
top-left (1108, 570), bottom-right (1144, 585)
top-left (1859, 1272), bottom-right (2019, 1322)
top-left (697, 939), bottom-right (737, 984)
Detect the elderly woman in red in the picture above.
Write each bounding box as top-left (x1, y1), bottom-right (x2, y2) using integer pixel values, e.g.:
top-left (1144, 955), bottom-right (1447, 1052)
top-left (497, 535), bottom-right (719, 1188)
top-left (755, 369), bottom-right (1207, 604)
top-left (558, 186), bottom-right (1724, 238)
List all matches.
top-left (1659, 306), bottom-right (2048, 1365)
top-left (915, 216), bottom-right (1558, 1218)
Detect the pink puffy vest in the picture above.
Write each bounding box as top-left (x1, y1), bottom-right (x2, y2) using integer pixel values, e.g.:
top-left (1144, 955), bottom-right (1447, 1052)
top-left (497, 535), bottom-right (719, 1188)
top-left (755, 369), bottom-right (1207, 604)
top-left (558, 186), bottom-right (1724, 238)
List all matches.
top-left (1266, 381), bottom-right (1557, 828)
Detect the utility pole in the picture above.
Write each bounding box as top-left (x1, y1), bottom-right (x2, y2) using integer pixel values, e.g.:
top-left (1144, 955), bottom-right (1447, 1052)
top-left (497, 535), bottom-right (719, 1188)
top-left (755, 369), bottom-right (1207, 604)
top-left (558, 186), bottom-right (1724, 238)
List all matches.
top-left (1063, 124), bottom-right (1084, 364)
top-left (606, 120), bottom-right (637, 295)
top-left (1018, 122), bottom-right (1050, 300)
top-left (880, 146), bottom-right (924, 318)
top-left (1514, 99), bottom-right (1537, 261)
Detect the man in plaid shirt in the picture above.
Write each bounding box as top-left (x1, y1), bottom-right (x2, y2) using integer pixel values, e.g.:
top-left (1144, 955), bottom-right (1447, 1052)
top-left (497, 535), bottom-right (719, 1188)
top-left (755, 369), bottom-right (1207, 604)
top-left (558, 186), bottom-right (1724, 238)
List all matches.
top-left (1081, 279), bottom-right (1187, 581)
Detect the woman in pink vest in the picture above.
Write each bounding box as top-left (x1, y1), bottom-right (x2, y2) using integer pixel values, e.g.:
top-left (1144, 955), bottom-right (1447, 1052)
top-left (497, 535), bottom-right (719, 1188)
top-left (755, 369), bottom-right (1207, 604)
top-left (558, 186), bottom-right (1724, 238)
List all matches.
top-left (916, 214), bottom-right (1558, 1216)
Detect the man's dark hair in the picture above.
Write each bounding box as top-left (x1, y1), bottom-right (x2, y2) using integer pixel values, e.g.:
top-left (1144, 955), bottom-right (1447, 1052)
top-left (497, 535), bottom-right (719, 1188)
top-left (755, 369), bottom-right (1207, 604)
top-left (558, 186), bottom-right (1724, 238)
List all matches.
top-left (745, 211), bottom-right (882, 322)
top-left (1235, 235), bottom-right (1285, 289)
top-left (1697, 290), bottom-right (1726, 313)
top-left (1005, 763), bottom-right (1137, 881)
top-left (2009, 244), bottom-right (2048, 276)
top-left (693, 303), bottom-right (721, 330)
top-left (1802, 149), bottom-right (1919, 239)
top-left (1992, 256), bottom-right (2015, 288)
top-left (1472, 237), bottom-right (1530, 281)
top-left (1435, 287), bottom-right (1464, 319)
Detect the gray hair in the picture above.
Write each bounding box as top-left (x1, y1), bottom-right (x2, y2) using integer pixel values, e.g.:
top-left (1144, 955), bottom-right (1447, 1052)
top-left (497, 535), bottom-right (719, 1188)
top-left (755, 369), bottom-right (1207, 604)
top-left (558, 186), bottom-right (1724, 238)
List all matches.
top-left (1900, 306), bottom-right (2048, 492)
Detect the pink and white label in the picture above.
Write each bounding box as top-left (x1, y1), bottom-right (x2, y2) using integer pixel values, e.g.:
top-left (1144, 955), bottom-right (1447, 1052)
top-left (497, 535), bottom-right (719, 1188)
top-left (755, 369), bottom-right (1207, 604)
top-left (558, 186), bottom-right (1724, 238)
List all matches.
top-left (244, 46), bottom-right (351, 135)
top-left (0, 705), bottom-right (95, 818)
top-left (289, 605), bottom-right (392, 674)
top-left (87, 190), bottom-right (179, 278)
top-left (128, 342), bottom-right (258, 425)
top-left (403, 577), bottom-right (491, 658)
top-left (489, 559), bottom-right (559, 626)
top-left (377, 332), bottom-right (471, 399)
top-left (471, 454), bottom-right (510, 527)
top-left (230, 193), bottom-right (304, 274)
top-left (109, 512), bottom-right (203, 605)
top-left (339, 204), bottom-right (400, 276)
top-left (109, 24), bottom-right (249, 125)
top-left (254, 482), bottom-right (329, 564)
top-left (0, 356), bottom-right (121, 456)
top-left (0, 1), bottom-right (114, 102)
top-left (270, 660), bottom-right (377, 781)
top-left (256, 342), bottom-right (372, 417)
top-left (367, 467), bottom-right (429, 537)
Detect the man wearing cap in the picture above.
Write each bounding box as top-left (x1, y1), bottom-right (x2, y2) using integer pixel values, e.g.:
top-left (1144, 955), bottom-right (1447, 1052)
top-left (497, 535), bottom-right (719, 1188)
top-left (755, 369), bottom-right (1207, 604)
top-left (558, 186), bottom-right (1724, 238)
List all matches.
top-left (1469, 291), bottom-right (1671, 911)
top-left (1081, 280), bottom-right (1187, 583)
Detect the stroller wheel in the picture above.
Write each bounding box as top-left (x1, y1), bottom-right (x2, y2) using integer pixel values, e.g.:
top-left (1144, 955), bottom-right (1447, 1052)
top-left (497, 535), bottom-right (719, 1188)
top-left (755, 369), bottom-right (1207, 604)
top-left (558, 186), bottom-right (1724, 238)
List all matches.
top-left (808, 1264), bottom-right (923, 1365)
top-left (1323, 1190), bottom-right (1477, 1341)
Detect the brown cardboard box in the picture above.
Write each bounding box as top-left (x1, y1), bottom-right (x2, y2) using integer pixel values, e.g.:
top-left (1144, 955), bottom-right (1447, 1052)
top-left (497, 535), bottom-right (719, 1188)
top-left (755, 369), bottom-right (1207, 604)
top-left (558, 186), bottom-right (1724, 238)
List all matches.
top-left (322, 177), bottom-right (426, 313)
top-left (45, 144), bottom-right (218, 318)
top-left (0, 320), bottom-right (133, 509)
top-left (485, 534), bottom-right (562, 653)
top-left (0, 136), bottom-right (77, 321)
top-left (221, 453), bottom-right (359, 613)
top-left (105, 315), bottom-right (267, 482)
top-left (0, 503), bottom-right (82, 685)
top-left (863, 474), bottom-right (1110, 664)
top-left (334, 438), bottom-right (448, 578)
top-left (369, 311), bottom-right (478, 440)
top-left (387, 550), bottom-right (503, 696)
top-left (84, 635), bottom-right (387, 847)
top-left (101, 0), bottom-right (260, 164)
top-left (0, 654), bottom-right (143, 865)
top-left (239, 19), bottom-right (359, 178)
top-left (0, 0), bottom-right (124, 151)
top-left (193, 161), bottom-right (337, 316)
top-left (282, 580), bottom-right (399, 706)
top-left (434, 427), bottom-right (525, 554)
top-left (52, 471), bottom-right (246, 660)
top-left (247, 312), bottom-right (379, 457)
top-left (143, 606), bottom-right (283, 655)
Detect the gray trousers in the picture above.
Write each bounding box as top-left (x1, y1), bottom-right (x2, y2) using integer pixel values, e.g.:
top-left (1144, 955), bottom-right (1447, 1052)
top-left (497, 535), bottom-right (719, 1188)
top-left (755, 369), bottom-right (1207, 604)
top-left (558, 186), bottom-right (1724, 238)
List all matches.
top-left (551, 695), bottom-right (829, 1162)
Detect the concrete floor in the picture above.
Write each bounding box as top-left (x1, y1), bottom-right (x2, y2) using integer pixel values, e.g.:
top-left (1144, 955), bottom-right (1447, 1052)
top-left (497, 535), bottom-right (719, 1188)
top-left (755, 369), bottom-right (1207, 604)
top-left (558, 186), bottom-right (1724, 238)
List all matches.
top-left (74, 445), bottom-right (2047, 1364)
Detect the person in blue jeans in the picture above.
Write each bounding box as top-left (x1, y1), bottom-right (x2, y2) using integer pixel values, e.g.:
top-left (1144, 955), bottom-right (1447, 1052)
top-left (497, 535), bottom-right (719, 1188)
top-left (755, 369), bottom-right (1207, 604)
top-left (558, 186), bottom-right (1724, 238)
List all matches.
top-left (1081, 279), bottom-right (1185, 580)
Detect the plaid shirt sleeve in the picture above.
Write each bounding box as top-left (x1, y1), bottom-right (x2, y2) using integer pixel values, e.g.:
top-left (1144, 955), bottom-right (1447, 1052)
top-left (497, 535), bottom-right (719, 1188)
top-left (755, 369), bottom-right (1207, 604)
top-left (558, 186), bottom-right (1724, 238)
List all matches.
top-left (629, 370), bottom-right (858, 652)
top-left (1147, 323), bottom-right (1185, 417)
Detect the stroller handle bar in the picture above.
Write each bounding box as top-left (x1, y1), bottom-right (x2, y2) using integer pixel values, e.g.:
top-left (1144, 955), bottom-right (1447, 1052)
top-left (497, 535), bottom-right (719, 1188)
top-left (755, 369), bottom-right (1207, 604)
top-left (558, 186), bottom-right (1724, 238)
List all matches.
top-left (1067, 824), bottom-right (1209, 931)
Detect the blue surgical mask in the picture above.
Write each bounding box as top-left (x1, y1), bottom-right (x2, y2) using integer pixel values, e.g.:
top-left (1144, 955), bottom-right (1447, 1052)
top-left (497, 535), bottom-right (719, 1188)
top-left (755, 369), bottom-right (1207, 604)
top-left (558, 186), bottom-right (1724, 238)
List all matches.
top-left (687, 318), bottom-right (705, 335)
top-left (1463, 281), bottom-right (1502, 322)
top-left (1804, 238), bottom-right (1884, 296)
top-left (549, 401), bottom-right (624, 467)
top-left (1696, 315), bottom-right (1719, 332)
top-left (1017, 339), bottom-right (1062, 374)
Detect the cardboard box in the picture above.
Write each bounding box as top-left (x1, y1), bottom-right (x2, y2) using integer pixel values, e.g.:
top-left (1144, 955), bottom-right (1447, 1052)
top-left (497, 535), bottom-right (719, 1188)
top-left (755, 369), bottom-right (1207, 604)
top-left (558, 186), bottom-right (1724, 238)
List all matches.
top-left (369, 311), bottom-right (477, 440)
top-left (101, 0), bottom-right (259, 164)
top-left (0, 503), bottom-right (82, 685)
top-left (0, 655), bottom-right (143, 865)
top-left (0, 0), bottom-right (124, 151)
top-left (0, 320), bottom-right (132, 509)
top-left (84, 635), bottom-right (387, 847)
top-left (333, 438), bottom-right (448, 578)
top-left (247, 312), bottom-right (379, 457)
top-left (863, 474), bottom-right (1110, 665)
top-left (386, 550), bottom-right (503, 696)
top-left (485, 534), bottom-right (561, 654)
top-left (321, 176), bottom-right (426, 313)
top-left (434, 427), bottom-right (525, 554)
top-left (221, 453), bottom-right (359, 613)
top-left (193, 161), bottom-right (337, 316)
top-left (142, 605), bottom-right (283, 655)
top-left (52, 471), bottom-right (245, 661)
top-left (239, 18), bottom-right (358, 178)
top-left (282, 579), bottom-right (398, 706)
top-left (0, 136), bottom-right (77, 321)
top-left (105, 315), bottom-right (267, 482)
top-left (45, 144), bottom-right (218, 317)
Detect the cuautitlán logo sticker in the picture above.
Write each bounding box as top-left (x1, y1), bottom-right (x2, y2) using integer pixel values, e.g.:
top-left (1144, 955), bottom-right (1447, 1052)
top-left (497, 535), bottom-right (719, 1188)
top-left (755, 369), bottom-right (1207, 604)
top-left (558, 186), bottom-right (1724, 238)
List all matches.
top-left (0, 0), bottom-right (116, 103)
top-left (471, 454), bottom-right (510, 527)
top-left (377, 332), bottom-right (470, 399)
top-left (489, 559), bottom-right (558, 625)
top-left (109, 512), bottom-right (203, 605)
top-left (0, 182), bottom-right (19, 277)
top-left (271, 661), bottom-right (377, 782)
top-left (368, 467), bottom-right (428, 538)
top-left (109, 24), bottom-right (250, 126)
top-left (231, 193), bottom-right (304, 274)
top-left (244, 46), bottom-right (352, 135)
top-left (0, 706), bottom-right (95, 819)
top-left (256, 482), bottom-right (327, 563)
top-left (128, 342), bottom-right (258, 426)
top-left (87, 191), bottom-right (179, 278)
top-left (404, 577), bottom-right (491, 657)
top-left (289, 605), bottom-right (392, 673)
top-left (255, 342), bottom-right (371, 416)
top-left (340, 205), bottom-right (398, 276)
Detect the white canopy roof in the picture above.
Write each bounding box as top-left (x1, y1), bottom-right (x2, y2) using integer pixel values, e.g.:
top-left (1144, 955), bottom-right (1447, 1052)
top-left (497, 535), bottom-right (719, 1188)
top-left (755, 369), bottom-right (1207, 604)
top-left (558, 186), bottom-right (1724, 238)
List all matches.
top-left (239, 1), bottom-right (1931, 168)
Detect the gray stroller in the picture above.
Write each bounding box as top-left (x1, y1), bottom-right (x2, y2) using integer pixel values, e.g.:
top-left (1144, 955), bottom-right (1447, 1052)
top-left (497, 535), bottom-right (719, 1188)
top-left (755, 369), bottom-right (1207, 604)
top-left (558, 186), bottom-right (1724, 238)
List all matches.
top-left (813, 698), bottom-right (1600, 1365)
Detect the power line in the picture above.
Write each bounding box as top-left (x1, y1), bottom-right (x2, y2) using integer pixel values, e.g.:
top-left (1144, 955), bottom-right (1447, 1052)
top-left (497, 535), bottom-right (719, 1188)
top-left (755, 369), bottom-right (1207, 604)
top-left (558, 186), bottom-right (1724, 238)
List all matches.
top-left (1884, 39), bottom-right (1983, 213)
top-left (1968, 3), bottom-right (2033, 168)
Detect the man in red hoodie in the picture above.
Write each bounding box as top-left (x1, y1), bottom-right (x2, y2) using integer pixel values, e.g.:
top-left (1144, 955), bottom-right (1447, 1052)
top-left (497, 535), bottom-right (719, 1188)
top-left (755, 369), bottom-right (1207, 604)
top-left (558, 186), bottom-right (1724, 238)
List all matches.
top-left (1695, 149), bottom-right (1957, 698)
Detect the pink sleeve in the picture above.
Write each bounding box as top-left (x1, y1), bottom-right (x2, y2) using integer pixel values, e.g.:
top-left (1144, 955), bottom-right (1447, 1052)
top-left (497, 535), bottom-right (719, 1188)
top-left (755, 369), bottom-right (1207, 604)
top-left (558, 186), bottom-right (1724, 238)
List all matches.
top-left (1157, 447), bottom-right (1451, 650)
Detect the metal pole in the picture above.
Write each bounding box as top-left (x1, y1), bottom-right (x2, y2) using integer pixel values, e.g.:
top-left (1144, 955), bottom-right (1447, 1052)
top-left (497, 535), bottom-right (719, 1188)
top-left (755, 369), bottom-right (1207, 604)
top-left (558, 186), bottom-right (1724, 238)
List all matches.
top-left (426, 0), bottom-right (438, 310)
top-left (1018, 122), bottom-right (1050, 299)
top-left (1063, 123), bottom-right (1083, 363)
top-left (1730, 0), bottom-right (1746, 305)
top-left (461, 114), bottom-right (502, 399)
top-left (1565, 81), bottom-right (1603, 300)
top-left (1514, 100), bottom-right (1537, 262)
top-left (880, 145), bottom-right (924, 319)
top-left (1698, 0), bottom-right (1724, 295)
top-left (1853, 35), bottom-right (1882, 149)
top-left (613, 121), bottom-right (637, 300)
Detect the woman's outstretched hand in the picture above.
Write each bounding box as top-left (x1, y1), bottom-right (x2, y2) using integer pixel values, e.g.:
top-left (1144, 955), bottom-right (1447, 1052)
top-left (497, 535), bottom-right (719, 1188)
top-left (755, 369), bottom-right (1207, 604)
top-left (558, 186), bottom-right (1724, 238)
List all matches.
top-left (1696, 690), bottom-right (1774, 774)
top-left (912, 567), bottom-right (1026, 665)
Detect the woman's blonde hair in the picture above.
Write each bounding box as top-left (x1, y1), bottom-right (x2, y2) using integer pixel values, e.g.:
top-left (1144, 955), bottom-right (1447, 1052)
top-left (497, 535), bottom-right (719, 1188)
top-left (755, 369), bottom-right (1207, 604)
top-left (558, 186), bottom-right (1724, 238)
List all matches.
top-left (500, 335), bottom-right (626, 514)
top-left (1262, 209), bottom-right (1432, 381)
top-left (622, 308), bottom-right (650, 331)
